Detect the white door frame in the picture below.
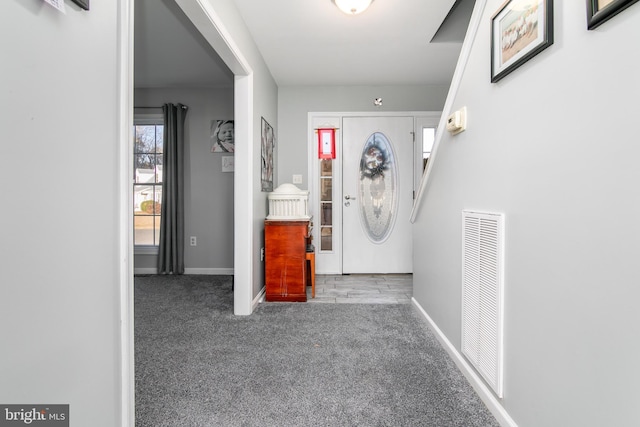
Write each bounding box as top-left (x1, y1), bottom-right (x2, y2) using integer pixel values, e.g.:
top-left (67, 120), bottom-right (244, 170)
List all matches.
top-left (173, 0), bottom-right (254, 315)
top-left (118, 0), bottom-right (255, 424)
top-left (116, 2), bottom-right (134, 425)
top-left (308, 111), bottom-right (441, 275)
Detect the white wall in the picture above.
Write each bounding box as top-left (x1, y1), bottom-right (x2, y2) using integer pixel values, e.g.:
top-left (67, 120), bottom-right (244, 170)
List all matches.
top-left (0, 1), bottom-right (123, 425)
top-left (412, 1), bottom-right (640, 426)
top-left (277, 85), bottom-right (449, 188)
top-left (134, 87), bottom-right (235, 273)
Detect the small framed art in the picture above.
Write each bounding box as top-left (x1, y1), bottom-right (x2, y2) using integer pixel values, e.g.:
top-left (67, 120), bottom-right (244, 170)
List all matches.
top-left (587, 0), bottom-right (639, 29)
top-left (491, 0), bottom-right (554, 83)
top-left (261, 117), bottom-right (275, 192)
top-left (71, 0), bottom-right (89, 10)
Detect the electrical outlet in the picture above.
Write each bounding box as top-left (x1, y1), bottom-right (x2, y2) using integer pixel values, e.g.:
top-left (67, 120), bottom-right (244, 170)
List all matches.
top-left (190, 236), bottom-right (197, 246)
top-left (260, 247), bottom-right (265, 261)
top-left (292, 174), bottom-right (302, 184)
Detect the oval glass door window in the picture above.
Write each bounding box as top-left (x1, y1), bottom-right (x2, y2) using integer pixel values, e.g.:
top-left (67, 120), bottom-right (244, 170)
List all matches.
top-left (358, 132), bottom-right (398, 243)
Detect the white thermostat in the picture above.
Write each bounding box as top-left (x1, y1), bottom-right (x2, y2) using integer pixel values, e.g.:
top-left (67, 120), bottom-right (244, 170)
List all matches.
top-left (446, 107), bottom-right (467, 135)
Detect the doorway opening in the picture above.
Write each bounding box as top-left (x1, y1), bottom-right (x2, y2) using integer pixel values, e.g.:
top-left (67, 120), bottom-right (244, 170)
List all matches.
top-left (122, 0), bottom-right (255, 424)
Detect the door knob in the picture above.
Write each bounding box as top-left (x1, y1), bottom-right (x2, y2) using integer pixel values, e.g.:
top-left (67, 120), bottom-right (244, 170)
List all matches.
top-left (344, 195), bottom-right (352, 200)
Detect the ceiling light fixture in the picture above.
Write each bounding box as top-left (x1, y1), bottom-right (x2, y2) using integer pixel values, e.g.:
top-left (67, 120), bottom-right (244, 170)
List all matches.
top-left (332, 0), bottom-right (374, 15)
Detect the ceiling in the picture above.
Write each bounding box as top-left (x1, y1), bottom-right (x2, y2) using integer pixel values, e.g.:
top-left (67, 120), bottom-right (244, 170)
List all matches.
top-left (134, 0), bottom-right (475, 89)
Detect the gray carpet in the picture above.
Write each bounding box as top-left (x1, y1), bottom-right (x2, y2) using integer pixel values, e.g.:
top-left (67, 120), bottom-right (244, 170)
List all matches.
top-left (135, 275), bottom-right (499, 427)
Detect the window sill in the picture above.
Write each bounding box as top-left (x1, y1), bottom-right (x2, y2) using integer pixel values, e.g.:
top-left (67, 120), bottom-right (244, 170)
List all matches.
top-left (135, 246), bottom-right (159, 256)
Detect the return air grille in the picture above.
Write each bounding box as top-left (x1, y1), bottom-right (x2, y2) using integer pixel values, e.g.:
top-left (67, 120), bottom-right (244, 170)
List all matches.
top-left (461, 210), bottom-right (504, 397)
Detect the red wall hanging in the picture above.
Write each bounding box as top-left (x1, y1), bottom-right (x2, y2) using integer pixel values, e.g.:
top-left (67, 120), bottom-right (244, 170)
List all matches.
top-left (317, 128), bottom-right (336, 159)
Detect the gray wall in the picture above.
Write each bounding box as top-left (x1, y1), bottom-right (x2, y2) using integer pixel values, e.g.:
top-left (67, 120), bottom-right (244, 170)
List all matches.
top-left (252, 72), bottom-right (278, 297)
top-left (175, 0), bottom-right (278, 304)
top-left (277, 85), bottom-right (449, 188)
top-left (134, 87), bottom-right (234, 272)
top-left (1, 1), bottom-right (123, 425)
top-left (412, 1), bottom-right (640, 426)
top-left (203, 0), bottom-right (279, 300)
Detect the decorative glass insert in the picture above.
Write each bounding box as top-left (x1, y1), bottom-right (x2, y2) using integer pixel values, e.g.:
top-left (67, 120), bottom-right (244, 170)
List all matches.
top-left (319, 159), bottom-right (333, 251)
top-left (358, 132), bottom-right (397, 243)
top-left (320, 226), bottom-right (333, 251)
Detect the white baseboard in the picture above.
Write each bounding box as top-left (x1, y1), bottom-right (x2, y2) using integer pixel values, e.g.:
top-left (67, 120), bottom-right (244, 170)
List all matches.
top-left (184, 268), bottom-right (233, 275)
top-left (411, 298), bottom-right (517, 427)
top-left (134, 268), bottom-right (234, 275)
top-left (252, 286), bottom-right (266, 310)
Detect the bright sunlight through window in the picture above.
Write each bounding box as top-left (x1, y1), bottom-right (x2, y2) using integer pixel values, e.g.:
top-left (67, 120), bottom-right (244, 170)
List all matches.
top-left (134, 117), bottom-right (164, 247)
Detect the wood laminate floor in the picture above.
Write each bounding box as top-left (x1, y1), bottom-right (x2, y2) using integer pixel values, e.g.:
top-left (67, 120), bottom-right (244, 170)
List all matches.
top-left (306, 274), bottom-right (412, 304)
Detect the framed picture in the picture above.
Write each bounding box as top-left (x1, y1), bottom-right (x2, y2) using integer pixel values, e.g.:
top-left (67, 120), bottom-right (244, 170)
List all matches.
top-left (261, 117), bottom-right (275, 192)
top-left (491, 0), bottom-right (554, 83)
top-left (587, 0), bottom-right (639, 29)
top-left (70, 0), bottom-right (89, 10)
top-left (210, 120), bottom-right (234, 153)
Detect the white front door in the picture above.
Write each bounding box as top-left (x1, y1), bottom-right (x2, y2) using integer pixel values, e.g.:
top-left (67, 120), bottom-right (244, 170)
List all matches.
top-left (342, 116), bottom-right (414, 273)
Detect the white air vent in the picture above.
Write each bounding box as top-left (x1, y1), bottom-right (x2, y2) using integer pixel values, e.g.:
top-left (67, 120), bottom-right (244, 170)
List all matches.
top-left (462, 210), bottom-right (504, 398)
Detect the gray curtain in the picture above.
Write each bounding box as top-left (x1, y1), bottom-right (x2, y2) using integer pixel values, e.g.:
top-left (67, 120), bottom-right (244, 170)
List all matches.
top-left (158, 103), bottom-right (188, 274)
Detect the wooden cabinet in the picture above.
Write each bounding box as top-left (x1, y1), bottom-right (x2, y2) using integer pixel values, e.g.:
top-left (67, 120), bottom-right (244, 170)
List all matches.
top-left (265, 220), bottom-right (309, 302)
